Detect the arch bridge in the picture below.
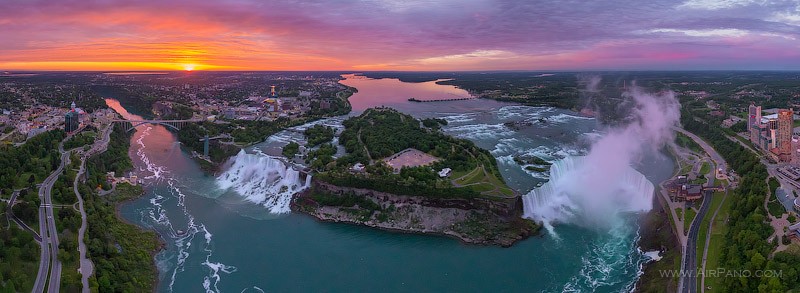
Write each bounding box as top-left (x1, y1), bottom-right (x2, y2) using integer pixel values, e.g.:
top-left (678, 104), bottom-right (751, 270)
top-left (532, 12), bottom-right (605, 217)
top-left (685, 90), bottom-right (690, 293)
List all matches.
top-left (112, 119), bottom-right (203, 132)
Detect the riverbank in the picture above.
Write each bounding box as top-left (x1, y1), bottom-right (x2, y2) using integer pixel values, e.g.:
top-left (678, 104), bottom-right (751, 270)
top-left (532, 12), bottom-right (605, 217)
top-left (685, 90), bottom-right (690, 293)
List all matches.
top-left (634, 148), bottom-right (682, 292)
top-left (291, 181), bottom-right (539, 247)
top-left (633, 190), bottom-right (681, 292)
top-left (80, 118), bottom-right (161, 291)
top-left (111, 183), bottom-right (166, 292)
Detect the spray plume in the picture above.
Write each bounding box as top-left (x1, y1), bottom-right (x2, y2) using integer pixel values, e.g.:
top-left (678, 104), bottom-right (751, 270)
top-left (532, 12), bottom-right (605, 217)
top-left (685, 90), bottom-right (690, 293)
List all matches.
top-left (522, 79), bottom-right (680, 234)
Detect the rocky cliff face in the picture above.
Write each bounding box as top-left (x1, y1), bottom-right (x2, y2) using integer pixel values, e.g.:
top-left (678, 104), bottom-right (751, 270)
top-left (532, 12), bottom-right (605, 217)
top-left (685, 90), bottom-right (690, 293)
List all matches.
top-left (291, 181), bottom-right (538, 247)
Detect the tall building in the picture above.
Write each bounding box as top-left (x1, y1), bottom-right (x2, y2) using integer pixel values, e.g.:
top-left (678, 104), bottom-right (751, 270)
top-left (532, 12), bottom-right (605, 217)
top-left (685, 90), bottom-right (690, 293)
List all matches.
top-left (766, 118), bottom-right (778, 149)
top-left (749, 104), bottom-right (762, 144)
top-left (778, 109), bottom-right (793, 161)
top-left (748, 104), bottom-right (761, 131)
top-left (65, 111), bottom-right (79, 133)
top-left (65, 101), bottom-right (80, 133)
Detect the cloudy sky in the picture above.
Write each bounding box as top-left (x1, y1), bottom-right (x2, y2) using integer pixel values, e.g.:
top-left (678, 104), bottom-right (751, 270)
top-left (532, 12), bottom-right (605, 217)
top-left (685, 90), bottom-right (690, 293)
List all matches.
top-left (1, 0), bottom-right (799, 71)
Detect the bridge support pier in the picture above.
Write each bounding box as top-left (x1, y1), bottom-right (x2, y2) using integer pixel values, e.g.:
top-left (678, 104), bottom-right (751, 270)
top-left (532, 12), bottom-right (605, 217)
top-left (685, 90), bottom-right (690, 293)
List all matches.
top-left (203, 135), bottom-right (209, 158)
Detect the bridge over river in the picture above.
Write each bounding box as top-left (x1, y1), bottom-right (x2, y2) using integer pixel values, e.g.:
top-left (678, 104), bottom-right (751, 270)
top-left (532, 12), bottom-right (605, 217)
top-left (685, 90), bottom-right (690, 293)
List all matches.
top-left (111, 119), bottom-right (204, 132)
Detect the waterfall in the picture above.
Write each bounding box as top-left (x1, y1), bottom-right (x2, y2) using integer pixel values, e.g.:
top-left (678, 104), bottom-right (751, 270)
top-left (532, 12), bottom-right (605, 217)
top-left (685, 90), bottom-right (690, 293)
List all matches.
top-left (216, 150), bottom-right (311, 214)
top-left (522, 156), bottom-right (654, 233)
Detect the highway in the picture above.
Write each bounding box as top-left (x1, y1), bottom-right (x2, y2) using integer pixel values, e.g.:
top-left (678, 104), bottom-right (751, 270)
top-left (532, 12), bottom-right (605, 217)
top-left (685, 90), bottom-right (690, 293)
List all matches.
top-left (33, 142), bottom-right (70, 293)
top-left (681, 190), bottom-right (713, 293)
top-left (674, 127), bottom-right (728, 293)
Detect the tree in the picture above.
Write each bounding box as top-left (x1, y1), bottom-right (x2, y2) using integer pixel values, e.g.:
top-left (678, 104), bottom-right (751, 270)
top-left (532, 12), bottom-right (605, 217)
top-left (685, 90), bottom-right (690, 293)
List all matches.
top-left (282, 142), bottom-right (300, 159)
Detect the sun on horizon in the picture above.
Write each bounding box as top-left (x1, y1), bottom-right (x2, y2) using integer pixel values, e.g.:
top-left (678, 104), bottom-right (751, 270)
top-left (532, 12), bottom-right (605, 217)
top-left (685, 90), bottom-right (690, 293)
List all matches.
top-left (183, 64), bottom-right (196, 71)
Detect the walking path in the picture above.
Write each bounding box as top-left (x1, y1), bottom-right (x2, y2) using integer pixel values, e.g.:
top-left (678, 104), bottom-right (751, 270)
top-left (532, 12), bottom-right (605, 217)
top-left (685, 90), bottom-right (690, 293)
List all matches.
top-left (74, 156), bottom-right (93, 293)
top-left (74, 123), bottom-right (111, 292)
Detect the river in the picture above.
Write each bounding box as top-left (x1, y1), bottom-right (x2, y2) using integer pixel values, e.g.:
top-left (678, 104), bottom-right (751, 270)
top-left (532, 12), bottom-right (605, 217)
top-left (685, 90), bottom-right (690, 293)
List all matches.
top-left (105, 74), bottom-right (674, 292)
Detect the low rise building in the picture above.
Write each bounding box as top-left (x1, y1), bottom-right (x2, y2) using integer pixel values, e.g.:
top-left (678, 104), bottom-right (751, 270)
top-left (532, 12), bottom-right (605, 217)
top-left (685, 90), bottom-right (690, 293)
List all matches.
top-left (678, 184), bottom-right (704, 201)
top-left (789, 222), bottom-right (800, 240)
top-left (351, 163), bottom-right (365, 173)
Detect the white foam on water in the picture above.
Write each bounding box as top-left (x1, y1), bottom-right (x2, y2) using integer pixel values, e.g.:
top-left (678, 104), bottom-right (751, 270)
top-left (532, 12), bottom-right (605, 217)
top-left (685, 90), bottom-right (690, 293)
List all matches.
top-left (445, 123), bottom-right (514, 140)
top-left (561, 221), bottom-right (645, 292)
top-left (130, 125), bottom-right (236, 292)
top-left (643, 250), bottom-right (662, 261)
top-left (496, 105), bottom-right (554, 120)
top-left (201, 225), bottom-right (238, 293)
top-left (239, 286), bottom-right (265, 293)
top-left (439, 112), bottom-right (477, 123)
top-left (216, 150), bottom-right (311, 214)
top-left (547, 113), bottom-right (595, 124)
top-left (135, 126), bottom-right (169, 180)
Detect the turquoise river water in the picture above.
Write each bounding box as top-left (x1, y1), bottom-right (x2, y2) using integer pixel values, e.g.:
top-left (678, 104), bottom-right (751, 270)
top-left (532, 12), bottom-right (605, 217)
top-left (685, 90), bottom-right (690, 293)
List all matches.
top-left (104, 74), bottom-right (675, 292)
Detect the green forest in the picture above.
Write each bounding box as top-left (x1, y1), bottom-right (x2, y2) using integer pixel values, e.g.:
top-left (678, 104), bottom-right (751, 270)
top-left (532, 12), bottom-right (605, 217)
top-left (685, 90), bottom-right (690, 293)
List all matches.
top-left (682, 101), bottom-right (800, 292)
top-left (0, 130), bottom-right (68, 291)
top-left (83, 123), bottom-right (160, 292)
top-left (304, 124), bottom-right (334, 147)
top-left (0, 130), bottom-right (65, 190)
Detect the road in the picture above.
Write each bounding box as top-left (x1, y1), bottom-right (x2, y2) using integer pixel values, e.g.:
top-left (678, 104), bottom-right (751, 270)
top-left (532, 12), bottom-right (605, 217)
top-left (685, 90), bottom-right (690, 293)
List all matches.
top-left (73, 124), bottom-right (111, 292)
top-left (674, 127), bottom-right (729, 293)
top-left (7, 190), bottom-right (43, 241)
top-left (674, 127), bottom-right (727, 176)
top-left (33, 142), bottom-right (70, 293)
top-left (681, 190), bottom-right (713, 293)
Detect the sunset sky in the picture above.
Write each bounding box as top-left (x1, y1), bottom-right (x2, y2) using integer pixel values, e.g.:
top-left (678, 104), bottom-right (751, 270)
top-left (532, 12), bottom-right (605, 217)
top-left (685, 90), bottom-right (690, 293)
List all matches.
top-left (1, 0), bottom-right (799, 71)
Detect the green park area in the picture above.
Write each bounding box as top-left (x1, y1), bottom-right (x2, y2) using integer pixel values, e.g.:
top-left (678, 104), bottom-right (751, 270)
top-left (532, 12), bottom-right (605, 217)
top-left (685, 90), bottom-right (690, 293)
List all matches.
top-left (315, 108), bottom-right (514, 199)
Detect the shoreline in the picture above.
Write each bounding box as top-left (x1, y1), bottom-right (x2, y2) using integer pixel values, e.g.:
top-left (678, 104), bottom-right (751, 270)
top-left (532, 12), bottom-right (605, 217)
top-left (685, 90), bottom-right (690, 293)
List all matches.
top-left (633, 147), bottom-right (682, 292)
top-left (112, 184), bottom-right (166, 293)
top-left (291, 181), bottom-right (539, 248)
top-left (294, 205), bottom-right (542, 247)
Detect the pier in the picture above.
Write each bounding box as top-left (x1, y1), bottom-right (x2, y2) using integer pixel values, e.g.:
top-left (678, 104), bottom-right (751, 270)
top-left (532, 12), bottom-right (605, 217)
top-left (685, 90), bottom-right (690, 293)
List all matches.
top-left (408, 97), bottom-right (477, 103)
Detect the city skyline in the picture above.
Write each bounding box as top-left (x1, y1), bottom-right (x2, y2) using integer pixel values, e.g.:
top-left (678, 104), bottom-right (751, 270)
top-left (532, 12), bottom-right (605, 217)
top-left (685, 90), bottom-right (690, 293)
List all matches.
top-left (1, 0), bottom-right (800, 71)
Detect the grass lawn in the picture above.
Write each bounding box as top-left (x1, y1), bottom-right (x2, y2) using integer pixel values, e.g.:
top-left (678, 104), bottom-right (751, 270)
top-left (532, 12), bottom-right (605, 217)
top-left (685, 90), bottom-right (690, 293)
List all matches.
top-left (454, 167), bottom-right (483, 185)
top-left (697, 192), bottom-right (724, 285)
top-left (453, 166), bottom-right (514, 197)
top-left (676, 132), bottom-right (705, 155)
top-left (684, 208), bottom-right (697, 234)
top-left (678, 158), bottom-right (695, 175)
top-left (676, 208), bottom-right (684, 222)
top-left (699, 162), bottom-right (710, 174)
top-left (703, 191), bottom-right (733, 292)
top-left (766, 199), bottom-right (786, 218)
top-left (467, 182), bottom-right (495, 192)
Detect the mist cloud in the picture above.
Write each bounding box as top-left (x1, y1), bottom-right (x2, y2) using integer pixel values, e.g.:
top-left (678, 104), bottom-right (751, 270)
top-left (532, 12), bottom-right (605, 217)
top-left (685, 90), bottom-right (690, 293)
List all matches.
top-left (523, 78), bottom-right (681, 232)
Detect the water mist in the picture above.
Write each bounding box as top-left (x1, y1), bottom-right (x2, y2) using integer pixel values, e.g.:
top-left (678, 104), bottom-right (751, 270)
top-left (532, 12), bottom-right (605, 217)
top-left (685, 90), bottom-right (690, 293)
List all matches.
top-left (522, 81), bottom-right (680, 234)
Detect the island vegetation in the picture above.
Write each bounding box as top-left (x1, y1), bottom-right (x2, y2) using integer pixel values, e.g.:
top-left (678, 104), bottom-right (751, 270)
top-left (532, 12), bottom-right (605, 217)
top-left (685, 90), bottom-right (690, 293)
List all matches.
top-left (293, 108), bottom-right (535, 246)
top-left (326, 107), bottom-right (512, 197)
top-left (282, 142), bottom-right (300, 159)
top-left (304, 124), bottom-right (335, 147)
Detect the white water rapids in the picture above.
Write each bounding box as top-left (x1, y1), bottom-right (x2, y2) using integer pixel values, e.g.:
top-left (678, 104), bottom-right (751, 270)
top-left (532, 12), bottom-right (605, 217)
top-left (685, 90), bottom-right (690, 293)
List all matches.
top-left (215, 150), bottom-right (311, 214)
top-left (521, 156), bottom-right (655, 234)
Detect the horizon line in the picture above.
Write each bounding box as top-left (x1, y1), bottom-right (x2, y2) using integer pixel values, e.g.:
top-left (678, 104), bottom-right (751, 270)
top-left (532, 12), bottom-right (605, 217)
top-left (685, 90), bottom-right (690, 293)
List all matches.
top-left (4, 69), bottom-right (800, 73)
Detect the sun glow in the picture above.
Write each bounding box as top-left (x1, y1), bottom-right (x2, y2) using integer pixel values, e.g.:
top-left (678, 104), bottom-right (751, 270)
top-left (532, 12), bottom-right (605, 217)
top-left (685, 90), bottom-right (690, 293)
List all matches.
top-left (183, 64), bottom-right (196, 71)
